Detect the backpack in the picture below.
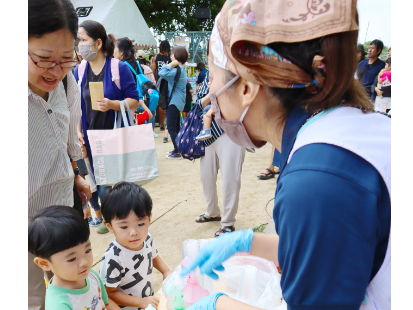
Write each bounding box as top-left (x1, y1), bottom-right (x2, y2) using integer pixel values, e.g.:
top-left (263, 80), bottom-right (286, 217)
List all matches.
top-left (124, 61), bottom-right (159, 112)
top-left (157, 66), bottom-right (181, 110)
top-left (175, 103), bottom-right (205, 161)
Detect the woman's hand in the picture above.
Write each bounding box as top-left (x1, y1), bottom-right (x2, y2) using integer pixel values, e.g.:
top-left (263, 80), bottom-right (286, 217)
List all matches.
top-left (169, 60), bottom-right (180, 68)
top-left (186, 293), bottom-right (227, 310)
top-left (74, 175), bottom-right (92, 206)
top-left (96, 98), bottom-right (113, 112)
top-left (78, 130), bottom-right (85, 145)
top-left (376, 88), bottom-right (383, 96)
top-left (180, 229), bottom-right (254, 280)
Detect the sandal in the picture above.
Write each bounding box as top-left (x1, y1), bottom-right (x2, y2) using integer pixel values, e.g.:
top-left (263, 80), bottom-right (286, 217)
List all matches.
top-left (257, 168), bottom-right (279, 180)
top-left (215, 226), bottom-right (235, 237)
top-left (195, 214), bottom-right (221, 223)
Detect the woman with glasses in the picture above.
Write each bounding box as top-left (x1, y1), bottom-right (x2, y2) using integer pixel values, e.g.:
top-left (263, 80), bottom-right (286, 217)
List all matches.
top-left (28, 0), bottom-right (92, 309)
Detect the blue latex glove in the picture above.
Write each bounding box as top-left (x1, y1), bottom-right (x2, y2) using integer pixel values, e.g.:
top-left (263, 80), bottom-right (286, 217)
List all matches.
top-left (186, 293), bottom-right (227, 310)
top-left (180, 229), bottom-right (254, 280)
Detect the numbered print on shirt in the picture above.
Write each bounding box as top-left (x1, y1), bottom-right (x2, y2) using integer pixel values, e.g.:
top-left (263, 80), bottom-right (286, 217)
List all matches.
top-left (99, 233), bottom-right (159, 302)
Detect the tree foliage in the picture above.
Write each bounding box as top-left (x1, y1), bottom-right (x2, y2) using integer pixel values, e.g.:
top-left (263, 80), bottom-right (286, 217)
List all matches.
top-left (134, 0), bottom-right (225, 37)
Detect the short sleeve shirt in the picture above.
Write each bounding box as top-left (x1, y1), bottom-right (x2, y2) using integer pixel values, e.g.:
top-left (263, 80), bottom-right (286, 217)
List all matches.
top-left (135, 111), bottom-right (149, 125)
top-left (99, 234), bottom-right (158, 302)
top-left (45, 269), bottom-right (108, 310)
top-left (155, 54), bottom-right (171, 81)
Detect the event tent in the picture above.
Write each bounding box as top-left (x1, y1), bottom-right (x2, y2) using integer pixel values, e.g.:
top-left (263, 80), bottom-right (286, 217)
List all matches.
top-left (70, 0), bottom-right (157, 48)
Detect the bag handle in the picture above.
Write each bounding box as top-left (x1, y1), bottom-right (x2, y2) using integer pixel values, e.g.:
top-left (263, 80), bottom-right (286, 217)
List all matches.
top-left (168, 65), bottom-right (181, 104)
top-left (114, 100), bottom-right (134, 129)
top-left (136, 61), bottom-right (144, 75)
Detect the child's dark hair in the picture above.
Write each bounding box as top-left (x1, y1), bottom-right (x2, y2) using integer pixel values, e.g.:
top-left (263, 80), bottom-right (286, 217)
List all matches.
top-left (101, 182), bottom-right (153, 224)
top-left (386, 57), bottom-right (391, 65)
top-left (28, 206), bottom-right (90, 260)
top-left (79, 20), bottom-right (115, 58)
top-left (29, 0), bottom-right (78, 39)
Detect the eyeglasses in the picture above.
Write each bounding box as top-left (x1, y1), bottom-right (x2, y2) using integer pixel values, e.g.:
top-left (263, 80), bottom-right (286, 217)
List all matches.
top-left (28, 49), bottom-right (80, 68)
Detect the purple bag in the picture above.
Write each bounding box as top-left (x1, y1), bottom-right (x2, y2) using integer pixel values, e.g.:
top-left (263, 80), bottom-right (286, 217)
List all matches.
top-left (176, 103), bottom-right (205, 161)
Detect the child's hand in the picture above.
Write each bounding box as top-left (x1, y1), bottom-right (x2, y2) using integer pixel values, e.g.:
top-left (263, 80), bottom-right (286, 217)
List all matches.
top-left (205, 108), bottom-right (215, 119)
top-left (207, 81), bottom-right (211, 90)
top-left (163, 270), bottom-right (172, 280)
top-left (140, 296), bottom-right (160, 309)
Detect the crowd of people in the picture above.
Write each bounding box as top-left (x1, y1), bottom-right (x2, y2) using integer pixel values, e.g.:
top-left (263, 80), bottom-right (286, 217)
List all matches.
top-left (28, 0), bottom-right (391, 310)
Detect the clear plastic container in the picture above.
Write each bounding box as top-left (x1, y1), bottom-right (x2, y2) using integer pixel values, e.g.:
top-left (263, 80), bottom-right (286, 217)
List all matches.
top-left (182, 239), bottom-right (200, 260)
top-left (236, 265), bottom-right (259, 305)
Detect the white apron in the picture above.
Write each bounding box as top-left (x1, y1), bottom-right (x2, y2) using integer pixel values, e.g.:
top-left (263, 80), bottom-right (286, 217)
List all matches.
top-left (287, 107), bottom-right (391, 310)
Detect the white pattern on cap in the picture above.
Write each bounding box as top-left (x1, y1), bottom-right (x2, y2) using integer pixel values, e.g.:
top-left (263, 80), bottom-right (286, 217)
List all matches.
top-left (210, 13), bottom-right (228, 70)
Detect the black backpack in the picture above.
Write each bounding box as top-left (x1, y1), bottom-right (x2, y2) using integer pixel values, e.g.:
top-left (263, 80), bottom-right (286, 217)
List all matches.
top-left (157, 66), bottom-right (181, 110)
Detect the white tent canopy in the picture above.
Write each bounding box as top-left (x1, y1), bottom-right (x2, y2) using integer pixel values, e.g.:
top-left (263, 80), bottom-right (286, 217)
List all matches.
top-left (70, 0), bottom-right (157, 48)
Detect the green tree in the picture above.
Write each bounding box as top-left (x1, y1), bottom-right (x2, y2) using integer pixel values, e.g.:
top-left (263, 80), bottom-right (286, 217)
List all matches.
top-left (134, 0), bottom-right (225, 37)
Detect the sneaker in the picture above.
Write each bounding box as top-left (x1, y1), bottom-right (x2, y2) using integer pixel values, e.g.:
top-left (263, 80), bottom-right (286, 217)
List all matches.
top-left (163, 137), bottom-right (168, 143)
top-left (196, 129), bottom-right (212, 141)
top-left (97, 222), bottom-right (109, 234)
top-left (153, 131), bottom-right (159, 138)
top-left (89, 217), bottom-right (103, 227)
top-left (166, 153), bottom-right (182, 160)
top-left (246, 147), bottom-right (256, 153)
top-left (87, 216), bottom-right (93, 224)
top-left (166, 150), bottom-right (175, 155)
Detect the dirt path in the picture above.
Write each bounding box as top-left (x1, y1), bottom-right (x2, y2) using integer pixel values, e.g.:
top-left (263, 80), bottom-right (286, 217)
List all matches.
top-left (90, 128), bottom-right (278, 292)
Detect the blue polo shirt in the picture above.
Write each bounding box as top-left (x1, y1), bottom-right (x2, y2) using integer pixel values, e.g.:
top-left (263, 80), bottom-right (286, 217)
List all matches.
top-left (357, 58), bottom-right (385, 100)
top-left (273, 106), bottom-right (390, 310)
top-left (196, 68), bottom-right (208, 85)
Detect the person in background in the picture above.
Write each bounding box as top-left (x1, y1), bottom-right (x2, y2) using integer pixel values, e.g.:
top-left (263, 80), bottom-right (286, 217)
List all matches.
top-left (354, 43), bottom-right (367, 79)
top-left (75, 20), bottom-right (140, 234)
top-left (375, 57), bottom-right (391, 113)
top-left (149, 54), bottom-right (155, 67)
top-left (357, 39), bottom-right (385, 101)
top-left (387, 47), bottom-right (391, 59)
top-left (257, 146), bottom-right (281, 180)
top-left (183, 82), bottom-right (193, 120)
top-left (159, 46), bottom-right (189, 159)
top-left (136, 49), bottom-right (158, 136)
top-left (28, 1), bottom-right (92, 308)
top-left (113, 38), bottom-right (153, 129)
top-left (152, 40), bottom-right (171, 130)
top-left (196, 62), bottom-right (208, 85)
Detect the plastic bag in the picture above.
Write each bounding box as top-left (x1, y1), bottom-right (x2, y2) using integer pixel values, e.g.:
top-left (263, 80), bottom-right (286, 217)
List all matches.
top-left (162, 242), bottom-right (283, 310)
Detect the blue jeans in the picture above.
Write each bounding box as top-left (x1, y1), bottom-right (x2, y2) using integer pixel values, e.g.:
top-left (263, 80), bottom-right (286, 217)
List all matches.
top-left (145, 109), bottom-right (156, 130)
top-left (89, 191), bottom-right (100, 211)
top-left (97, 185), bottom-right (111, 200)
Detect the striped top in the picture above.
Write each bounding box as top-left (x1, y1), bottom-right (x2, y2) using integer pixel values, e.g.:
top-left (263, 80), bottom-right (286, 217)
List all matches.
top-left (28, 71), bottom-right (82, 219)
top-left (196, 71), bottom-right (224, 147)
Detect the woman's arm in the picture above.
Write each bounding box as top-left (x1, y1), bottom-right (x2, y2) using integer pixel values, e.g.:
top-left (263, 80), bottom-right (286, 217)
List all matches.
top-left (151, 58), bottom-right (156, 75)
top-left (158, 64), bottom-right (180, 83)
top-left (250, 233), bottom-right (279, 264)
top-left (95, 98), bottom-right (139, 111)
top-left (66, 71), bottom-right (83, 162)
top-left (215, 295), bottom-right (262, 310)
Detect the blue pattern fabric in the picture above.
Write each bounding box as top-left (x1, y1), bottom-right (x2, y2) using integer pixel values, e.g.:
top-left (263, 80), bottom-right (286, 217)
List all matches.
top-left (196, 71), bottom-right (224, 147)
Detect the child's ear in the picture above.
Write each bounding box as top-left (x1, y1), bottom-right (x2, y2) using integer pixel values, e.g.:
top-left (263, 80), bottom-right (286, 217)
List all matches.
top-left (33, 257), bottom-right (52, 272)
top-left (148, 213), bottom-right (152, 223)
top-left (104, 221), bottom-right (114, 234)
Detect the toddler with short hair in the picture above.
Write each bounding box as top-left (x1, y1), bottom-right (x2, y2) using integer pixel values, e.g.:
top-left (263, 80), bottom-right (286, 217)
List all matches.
top-left (99, 182), bottom-right (171, 310)
top-left (28, 206), bottom-right (120, 310)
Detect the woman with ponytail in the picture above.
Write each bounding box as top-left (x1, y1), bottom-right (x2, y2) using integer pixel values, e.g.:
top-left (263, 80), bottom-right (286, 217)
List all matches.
top-left (74, 20), bottom-right (140, 233)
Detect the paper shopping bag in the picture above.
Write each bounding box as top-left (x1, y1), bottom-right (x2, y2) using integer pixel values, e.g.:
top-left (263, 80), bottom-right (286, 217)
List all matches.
top-left (87, 101), bottom-right (159, 186)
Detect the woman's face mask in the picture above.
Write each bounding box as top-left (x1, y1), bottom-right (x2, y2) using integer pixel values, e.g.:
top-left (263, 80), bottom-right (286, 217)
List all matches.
top-left (210, 75), bottom-right (266, 149)
top-left (78, 40), bottom-right (98, 62)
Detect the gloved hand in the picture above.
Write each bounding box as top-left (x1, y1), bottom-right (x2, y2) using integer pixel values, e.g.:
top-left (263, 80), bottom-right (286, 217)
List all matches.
top-left (186, 293), bottom-right (227, 310)
top-left (180, 229), bottom-right (254, 280)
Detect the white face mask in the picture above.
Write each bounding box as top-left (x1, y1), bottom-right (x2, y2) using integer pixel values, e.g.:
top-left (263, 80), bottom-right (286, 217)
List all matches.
top-left (78, 40), bottom-right (99, 62)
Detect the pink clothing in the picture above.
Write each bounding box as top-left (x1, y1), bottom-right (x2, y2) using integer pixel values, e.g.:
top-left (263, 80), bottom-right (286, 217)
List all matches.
top-left (380, 71), bottom-right (391, 85)
top-left (142, 64), bottom-right (156, 85)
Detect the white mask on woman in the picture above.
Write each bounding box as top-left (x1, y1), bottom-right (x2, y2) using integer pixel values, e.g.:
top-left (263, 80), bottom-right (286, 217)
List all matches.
top-left (78, 40), bottom-right (98, 62)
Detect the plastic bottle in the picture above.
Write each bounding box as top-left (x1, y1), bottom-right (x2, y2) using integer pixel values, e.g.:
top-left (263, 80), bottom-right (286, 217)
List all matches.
top-left (165, 283), bottom-right (186, 310)
top-left (145, 304), bottom-right (156, 310)
top-left (183, 271), bottom-right (209, 307)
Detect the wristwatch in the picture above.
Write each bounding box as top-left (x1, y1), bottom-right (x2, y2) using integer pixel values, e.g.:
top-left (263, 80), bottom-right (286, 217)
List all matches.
top-left (74, 167), bottom-right (80, 176)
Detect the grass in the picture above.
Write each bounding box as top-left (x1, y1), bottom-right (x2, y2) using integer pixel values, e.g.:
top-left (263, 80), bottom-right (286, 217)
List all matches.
top-left (252, 223), bottom-right (268, 233)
